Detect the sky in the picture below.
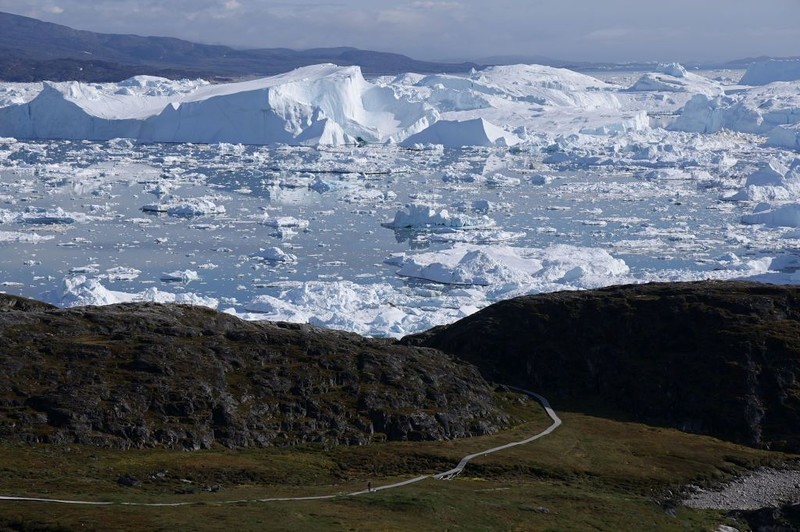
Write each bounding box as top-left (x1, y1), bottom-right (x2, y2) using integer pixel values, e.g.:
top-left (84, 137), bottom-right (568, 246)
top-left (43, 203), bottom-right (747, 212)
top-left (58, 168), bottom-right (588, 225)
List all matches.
top-left (2, 0), bottom-right (799, 63)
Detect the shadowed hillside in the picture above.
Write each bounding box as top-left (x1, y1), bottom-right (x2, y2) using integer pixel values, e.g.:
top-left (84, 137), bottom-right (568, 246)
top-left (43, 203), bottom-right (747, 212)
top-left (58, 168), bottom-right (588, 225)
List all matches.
top-left (410, 281), bottom-right (800, 452)
top-left (0, 295), bottom-right (507, 449)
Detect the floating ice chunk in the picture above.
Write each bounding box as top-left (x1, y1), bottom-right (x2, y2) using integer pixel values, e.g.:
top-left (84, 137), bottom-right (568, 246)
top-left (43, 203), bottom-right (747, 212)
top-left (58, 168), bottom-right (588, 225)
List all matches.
top-left (142, 197), bottom-right (225, 216)
top-left (657, 63), bottom-right (688, 78)
top-left (45, 276), bottom-right (134, 307)
top-left (485, 173), bottom-right (521, 187)
top-left (442, 172), bottom-right (481, 183)
top-left (430, 229), bottom-right (525, 244)
top-left (671, 84), bottom-right (800, 136)
top-left (400, 118), bottom-right (521, 148)
top-left (385, 203), bottom-right (495, 230)
top-left (640, 168), bottom-right (691, 180)
top-left (627, 63), bottom-right (722, 96)
top-left (391, 244), bottom-right (629, 295)
top-left (18, 207), bottom-right (78, 224)
top-left (309, 176), bottom-right (343, 192)
top-left (139, 287), bottom-right (219, 308)
top-left (260, 215), bottom-right (310, 229)
top-left (69, 264), bottom-right (99, 274)
top-left (769, 253), bottom-right (800, 272)
top-left (723, 161), bottom-right (799, 201)
top-left (768, 124), bottom-right (800, 150)
top-left (160, 270), bottom-right (199, 283)
top-left (396, 246), bottom-right (539, 287)
top-left (740, 59), bottom-right (800, 85)
top-left (104, 266), bottom-right (141, 281)
top-left (453, 199), bottom-right (493, 214)
top-left (243, 281), bottom-right (409, 336)
top-left (741, 203), bottom-right (800, 227)
top-left (746, 160), bottom-right (790, 186)
top-left (724, 183), bottom-right (800, 203)
top-left (0, 65), bottom-right (435, 146)
top-left (251, 247), bottom-right (298, 263)
top-left (143, 181), bottom-right (174, 197)
top-left (240, 279), bottom-right (487, 337)
top-left (0, 231), bottom-right (53, 243)
top-left (166, 200), bottom-right (225, 216)
top-left (44, 275), bottom-right (218, 309)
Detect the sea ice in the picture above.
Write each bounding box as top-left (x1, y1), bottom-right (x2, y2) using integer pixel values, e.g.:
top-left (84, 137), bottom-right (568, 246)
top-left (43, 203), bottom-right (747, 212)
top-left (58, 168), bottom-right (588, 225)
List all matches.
top-left (742, 203), bottom-right (800, 227)
top-left (251, 247), bottom-right (298, 263)
top-left (391, 244), bottom-right (630, 297)
top-left (384, 203), bottom-right (495, 230)
top-left (740, 59), bottom-right (800, 85)
top-left (1, 59), bottom-right (800, 338)
top-left (160, 270), bottom-right (200, 283)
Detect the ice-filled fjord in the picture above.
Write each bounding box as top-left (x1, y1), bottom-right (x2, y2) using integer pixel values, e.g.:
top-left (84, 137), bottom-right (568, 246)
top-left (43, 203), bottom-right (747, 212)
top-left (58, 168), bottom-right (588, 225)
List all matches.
top-left (1, 62), bottom-right (799, 337)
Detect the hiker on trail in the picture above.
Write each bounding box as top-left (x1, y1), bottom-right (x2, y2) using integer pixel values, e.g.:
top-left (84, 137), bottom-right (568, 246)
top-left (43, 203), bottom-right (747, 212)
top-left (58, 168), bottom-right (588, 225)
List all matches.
top-left (367, 481), bottom-right (373, 493)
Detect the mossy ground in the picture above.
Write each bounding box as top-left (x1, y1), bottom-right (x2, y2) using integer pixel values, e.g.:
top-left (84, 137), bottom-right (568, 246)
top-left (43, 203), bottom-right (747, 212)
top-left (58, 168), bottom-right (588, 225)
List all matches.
top-left (0, 391), bottom-right (790, 531)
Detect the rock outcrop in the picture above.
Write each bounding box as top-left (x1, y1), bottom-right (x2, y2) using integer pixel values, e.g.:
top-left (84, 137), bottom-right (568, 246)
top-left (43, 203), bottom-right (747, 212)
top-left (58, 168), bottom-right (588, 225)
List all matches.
top-left (410, 281), bottom-right (800, 452)
top-left (0, 296), bottom-right (507, 449)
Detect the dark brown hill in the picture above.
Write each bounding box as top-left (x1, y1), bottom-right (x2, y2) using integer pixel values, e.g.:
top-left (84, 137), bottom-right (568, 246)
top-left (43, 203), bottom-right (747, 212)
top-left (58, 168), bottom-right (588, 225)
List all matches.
top-left (0, 297), bottom-right (507, 449)
top-left (409, 281), bottom-right (800, 452)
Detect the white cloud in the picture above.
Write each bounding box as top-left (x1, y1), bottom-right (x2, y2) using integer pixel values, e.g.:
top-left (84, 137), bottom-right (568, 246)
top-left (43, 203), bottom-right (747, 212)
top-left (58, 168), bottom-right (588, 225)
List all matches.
top-left (224, 0), bottom-right (240, 10)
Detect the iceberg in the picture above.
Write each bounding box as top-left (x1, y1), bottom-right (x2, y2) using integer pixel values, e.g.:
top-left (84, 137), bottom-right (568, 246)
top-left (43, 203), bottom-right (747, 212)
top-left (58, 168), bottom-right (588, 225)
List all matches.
top-left (401, 117), bottom-right (520, 148)
top-left (741, 203), bottom-right (800, 227)
top-left (391, 244), bottom-right (630, 296)
top-left (740, 59), bottom-right (800, 86)
top-left (0, 62), bottom-right (653, 146)
top-left (670, 83), bottom-right (800, 136)
top-left (384, 203), bottom-right (495, 230)
top-left (627, 63), bottom-right (723, 97)
top-left (0, 65), bottom-right (436, 146)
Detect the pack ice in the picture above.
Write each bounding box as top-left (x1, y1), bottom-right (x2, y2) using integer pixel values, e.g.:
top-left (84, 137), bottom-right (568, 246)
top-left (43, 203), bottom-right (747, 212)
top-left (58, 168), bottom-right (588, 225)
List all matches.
top-left (1, 59), bottom-right (800, 339)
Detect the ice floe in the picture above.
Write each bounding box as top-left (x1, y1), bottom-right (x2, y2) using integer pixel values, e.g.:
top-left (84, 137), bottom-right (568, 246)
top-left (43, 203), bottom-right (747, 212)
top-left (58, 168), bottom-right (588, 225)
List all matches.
top-left (43, 275), bottom-right (218, 309)
top-left (740, 59), bottom-right (800, 85)
top-left (384, 203), bottom-right (495, 230)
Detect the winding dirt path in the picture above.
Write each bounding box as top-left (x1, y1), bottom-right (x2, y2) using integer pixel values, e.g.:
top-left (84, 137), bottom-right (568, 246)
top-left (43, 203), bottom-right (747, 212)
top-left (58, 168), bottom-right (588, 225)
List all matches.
top-left (0, 387), bottom-right (561, 507)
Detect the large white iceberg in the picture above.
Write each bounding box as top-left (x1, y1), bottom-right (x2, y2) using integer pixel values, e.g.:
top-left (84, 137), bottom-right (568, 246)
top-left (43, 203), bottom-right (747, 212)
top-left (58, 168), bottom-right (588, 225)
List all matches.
top-left (401, 117), bottom-right (520, 148)
top-left (740, 59), bottom-right (800, 86)
top-left (670, 83), bottom-right (800, 136)
top-left (0, 62), bottom-right (660, 145)
top-left (384, 203), bottom-right (495, 230)
top-left (391, 243), bottom-right (631, 296)
top-left (0, 65), bottom-right (435, 146)
top-left (627, 63), bottom-right (723, 97)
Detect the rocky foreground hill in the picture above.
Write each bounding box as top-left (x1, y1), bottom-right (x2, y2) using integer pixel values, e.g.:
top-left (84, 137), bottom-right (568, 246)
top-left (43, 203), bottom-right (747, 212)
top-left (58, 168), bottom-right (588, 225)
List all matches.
top-left (410, 280), bottom-right (800, 453)
top-left (0, 295), bottom-right (507, 449)
top-left (2, 280), bottom-right (800, 453)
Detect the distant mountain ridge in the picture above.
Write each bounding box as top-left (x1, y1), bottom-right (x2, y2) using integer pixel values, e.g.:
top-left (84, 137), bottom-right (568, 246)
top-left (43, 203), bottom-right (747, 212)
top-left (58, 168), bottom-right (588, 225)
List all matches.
top-left (0, 11), bottom-right (479, 82)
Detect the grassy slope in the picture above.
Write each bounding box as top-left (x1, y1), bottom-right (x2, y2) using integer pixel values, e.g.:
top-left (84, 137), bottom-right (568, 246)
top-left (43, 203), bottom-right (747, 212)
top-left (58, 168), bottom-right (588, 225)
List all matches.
top-left (0, 391), bottom-right (789, 531)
